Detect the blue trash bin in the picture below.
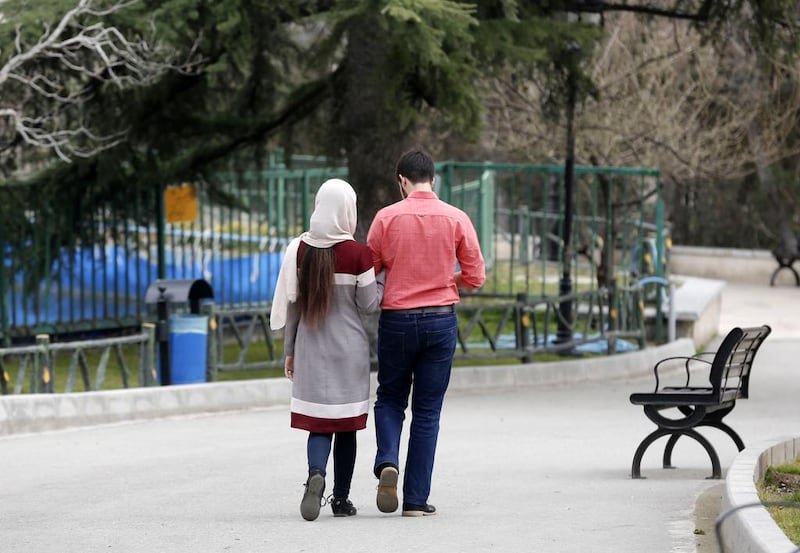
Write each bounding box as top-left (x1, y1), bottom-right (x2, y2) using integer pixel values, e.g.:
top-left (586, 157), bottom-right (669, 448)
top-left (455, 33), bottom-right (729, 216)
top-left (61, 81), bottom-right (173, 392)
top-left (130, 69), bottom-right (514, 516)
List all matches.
top-left (163, 313), bottom-right (208, 384)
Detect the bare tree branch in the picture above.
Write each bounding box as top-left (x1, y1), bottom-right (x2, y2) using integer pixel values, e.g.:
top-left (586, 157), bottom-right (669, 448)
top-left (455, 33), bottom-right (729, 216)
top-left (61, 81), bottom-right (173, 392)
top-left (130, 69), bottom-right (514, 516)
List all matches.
top-left (480, 12), bottom-right (800, 184)
top-left (0, 0), bottom-right (199, 163)
top-left (595, 0), bottom-right (714, 22)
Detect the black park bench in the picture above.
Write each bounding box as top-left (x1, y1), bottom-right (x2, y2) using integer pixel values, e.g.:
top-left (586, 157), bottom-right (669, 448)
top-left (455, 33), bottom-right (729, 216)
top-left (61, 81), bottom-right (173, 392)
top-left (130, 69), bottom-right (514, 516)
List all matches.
top-left (771, 246), bottom-right (800, 286)
top-left (629, 325), bottom-right (771, 479)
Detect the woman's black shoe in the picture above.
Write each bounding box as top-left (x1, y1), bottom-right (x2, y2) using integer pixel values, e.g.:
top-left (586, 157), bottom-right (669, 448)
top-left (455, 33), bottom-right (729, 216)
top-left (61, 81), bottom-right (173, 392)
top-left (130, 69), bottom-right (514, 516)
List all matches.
top-left (330, 496), bottom-right (357, 517)
top-left (300, 470), bottom-right (325, 521)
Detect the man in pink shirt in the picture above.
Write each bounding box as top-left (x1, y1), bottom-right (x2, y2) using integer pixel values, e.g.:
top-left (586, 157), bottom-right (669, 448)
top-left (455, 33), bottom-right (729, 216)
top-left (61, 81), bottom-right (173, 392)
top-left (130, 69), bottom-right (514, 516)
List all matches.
top-left (367, 148), bottom-right (485, 517)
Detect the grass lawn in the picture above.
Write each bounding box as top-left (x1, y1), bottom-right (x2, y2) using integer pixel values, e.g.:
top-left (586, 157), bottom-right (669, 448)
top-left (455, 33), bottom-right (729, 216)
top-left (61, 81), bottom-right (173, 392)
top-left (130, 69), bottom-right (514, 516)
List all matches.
top-left (759, 458), bottom-right (800, 545)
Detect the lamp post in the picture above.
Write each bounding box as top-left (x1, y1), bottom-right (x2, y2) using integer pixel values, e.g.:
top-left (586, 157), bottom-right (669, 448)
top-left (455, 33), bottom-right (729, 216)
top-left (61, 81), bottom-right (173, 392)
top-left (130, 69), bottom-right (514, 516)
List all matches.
top-left (554, 48), bottom-right (579, 346)
top-left (554, 4), bottom-right (602, 347)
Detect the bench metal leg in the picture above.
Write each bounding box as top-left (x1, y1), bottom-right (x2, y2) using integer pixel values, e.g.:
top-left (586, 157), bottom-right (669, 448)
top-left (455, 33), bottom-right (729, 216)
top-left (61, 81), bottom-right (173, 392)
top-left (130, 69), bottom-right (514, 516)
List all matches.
top-left (663, 433), bottom-right (680, 469)
top-left (770, 264), bottom-right (800, 287)
top-left (677, 404), bottom-right (746, 452)
top-left (704, 421), bottom-right (745, 451)
top-left (631, 428), bottom-right (722, 479)
top-left (632, 428), bottom-right (670, 479)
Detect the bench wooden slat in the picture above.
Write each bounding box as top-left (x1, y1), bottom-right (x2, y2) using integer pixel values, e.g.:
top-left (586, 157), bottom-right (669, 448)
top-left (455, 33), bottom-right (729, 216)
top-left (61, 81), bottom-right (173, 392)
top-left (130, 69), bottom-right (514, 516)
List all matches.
top-left (630, 389), bottom-right (715, 405)
top-left (630, 387), bottom-right (743, 406)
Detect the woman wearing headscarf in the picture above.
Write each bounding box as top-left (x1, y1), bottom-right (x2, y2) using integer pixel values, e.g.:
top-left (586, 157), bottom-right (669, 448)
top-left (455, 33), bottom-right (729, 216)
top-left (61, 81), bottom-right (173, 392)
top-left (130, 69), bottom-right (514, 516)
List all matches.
top-left (270, 178), bottom-right (382, 521)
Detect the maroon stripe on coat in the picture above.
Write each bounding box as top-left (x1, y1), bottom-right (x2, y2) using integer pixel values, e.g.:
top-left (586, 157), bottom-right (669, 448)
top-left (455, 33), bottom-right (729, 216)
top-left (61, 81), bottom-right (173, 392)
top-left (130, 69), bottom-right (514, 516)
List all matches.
top-left (291, 412), bottom-right (368, 433)
top-left (297, 240), bottom-right (373, 276)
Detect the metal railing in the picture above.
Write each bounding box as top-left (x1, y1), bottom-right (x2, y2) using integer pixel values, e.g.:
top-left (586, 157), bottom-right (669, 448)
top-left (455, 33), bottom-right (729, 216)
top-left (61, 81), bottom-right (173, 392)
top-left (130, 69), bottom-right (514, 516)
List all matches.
top-left (0, 326), bottom-right (156, 394)
top-left (201, 281), bottom-right (647, 379)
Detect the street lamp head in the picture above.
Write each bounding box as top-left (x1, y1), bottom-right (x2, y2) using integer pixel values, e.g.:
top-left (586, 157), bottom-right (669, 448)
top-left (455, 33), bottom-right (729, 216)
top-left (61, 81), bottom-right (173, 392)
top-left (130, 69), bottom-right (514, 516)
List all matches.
top-left (565, 0), bottom-right (604, 25)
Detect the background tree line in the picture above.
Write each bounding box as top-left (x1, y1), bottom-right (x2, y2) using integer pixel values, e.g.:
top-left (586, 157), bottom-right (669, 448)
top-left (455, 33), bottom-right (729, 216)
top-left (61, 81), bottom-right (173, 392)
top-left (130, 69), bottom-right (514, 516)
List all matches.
top-left (1, 0), bottom-right (799, 256)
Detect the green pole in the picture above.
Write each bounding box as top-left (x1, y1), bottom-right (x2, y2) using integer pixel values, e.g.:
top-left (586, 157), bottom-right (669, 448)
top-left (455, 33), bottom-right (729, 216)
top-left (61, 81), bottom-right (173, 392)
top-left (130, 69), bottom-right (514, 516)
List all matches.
top-left (302, 174), bottom-right (310, 228)
top-left (655, 176), bottom-right (665, 279)
top-left (278, 174), bottom-right (286, 237)
top-left (443, 163), bottom-right (453, 204)
top-left (654, 176), bottom-right (665, 342)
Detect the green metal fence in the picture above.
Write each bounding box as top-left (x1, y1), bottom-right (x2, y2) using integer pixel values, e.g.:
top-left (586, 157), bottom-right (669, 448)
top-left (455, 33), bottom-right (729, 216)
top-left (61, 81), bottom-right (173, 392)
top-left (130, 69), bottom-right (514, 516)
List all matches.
top-left (0, 160), bottom-right (666, 344)
top-left (440, 162), bottom-right (667, 296)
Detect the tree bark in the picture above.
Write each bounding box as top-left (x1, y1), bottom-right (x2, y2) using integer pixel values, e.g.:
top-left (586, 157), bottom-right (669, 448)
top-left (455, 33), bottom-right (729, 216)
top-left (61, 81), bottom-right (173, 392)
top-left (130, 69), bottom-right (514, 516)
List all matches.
top-left (340, 13), bottom-right (412, 240)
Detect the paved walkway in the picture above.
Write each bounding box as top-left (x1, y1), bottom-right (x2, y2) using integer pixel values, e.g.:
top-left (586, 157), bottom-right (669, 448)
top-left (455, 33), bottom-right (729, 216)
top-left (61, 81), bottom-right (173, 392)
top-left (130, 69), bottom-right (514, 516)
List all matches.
top-left (1, 281), bottom-right (799, 553)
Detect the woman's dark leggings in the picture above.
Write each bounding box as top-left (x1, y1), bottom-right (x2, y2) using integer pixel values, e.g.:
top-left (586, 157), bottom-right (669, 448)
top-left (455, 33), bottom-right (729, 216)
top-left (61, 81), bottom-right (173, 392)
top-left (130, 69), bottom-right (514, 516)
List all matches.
top-left (307, 431), bottom-right (356, 499)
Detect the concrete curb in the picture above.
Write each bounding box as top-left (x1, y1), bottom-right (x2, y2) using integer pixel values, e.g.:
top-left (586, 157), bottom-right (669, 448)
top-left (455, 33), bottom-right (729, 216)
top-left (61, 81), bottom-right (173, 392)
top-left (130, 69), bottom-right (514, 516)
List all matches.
top-left (0, 378), bottom-right (293, 436)
top-left (0, 338), bottom-right (696, 436)
top-left (720, 436), bottom-right (800, 553)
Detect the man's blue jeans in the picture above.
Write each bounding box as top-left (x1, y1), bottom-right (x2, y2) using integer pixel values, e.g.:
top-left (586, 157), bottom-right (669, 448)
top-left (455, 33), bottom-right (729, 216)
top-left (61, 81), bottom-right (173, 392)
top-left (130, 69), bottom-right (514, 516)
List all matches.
top-left (373, 311), bottom-right (458, 506)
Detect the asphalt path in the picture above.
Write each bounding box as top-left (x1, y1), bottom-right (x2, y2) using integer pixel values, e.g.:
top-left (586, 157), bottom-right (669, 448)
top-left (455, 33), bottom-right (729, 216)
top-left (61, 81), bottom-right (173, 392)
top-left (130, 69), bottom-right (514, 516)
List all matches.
top-left (1, 281), bottom-right (799, 553)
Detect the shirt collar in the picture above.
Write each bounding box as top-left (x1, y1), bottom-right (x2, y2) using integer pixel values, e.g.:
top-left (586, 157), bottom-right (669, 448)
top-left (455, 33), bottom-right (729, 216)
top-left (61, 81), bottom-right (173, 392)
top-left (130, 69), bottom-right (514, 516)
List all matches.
top-left (406, 190), bottom-right (437, 199)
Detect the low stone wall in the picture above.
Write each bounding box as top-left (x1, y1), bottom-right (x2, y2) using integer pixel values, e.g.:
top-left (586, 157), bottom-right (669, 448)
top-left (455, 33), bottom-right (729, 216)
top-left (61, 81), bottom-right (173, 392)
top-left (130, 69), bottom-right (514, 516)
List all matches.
top-left (671, 246), bottom-right (784, 286)
top-left (660, 275), bottom-right (725, 348)
top-left (719, 436), bottom-right (800, 553)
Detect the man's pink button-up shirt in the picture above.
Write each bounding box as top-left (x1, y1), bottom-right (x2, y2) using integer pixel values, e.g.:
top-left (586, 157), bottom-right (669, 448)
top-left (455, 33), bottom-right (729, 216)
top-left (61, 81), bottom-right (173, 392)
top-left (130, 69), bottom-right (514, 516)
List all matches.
top-left (367, 190), bottom-right (486, 310)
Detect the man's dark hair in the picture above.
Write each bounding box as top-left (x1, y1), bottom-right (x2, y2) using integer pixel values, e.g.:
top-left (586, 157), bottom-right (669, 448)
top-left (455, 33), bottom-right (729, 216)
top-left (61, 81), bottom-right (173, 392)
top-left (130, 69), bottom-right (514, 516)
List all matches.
top-left (396, 149), bottom-right (435, 184)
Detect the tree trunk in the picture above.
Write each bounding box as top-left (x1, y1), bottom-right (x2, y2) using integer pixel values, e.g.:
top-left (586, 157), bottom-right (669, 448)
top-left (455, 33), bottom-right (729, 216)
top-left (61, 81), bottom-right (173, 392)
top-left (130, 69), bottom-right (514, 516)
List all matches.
top-left (741, 46), bottom-right (797, 255)
top-left (749, 125), bottom-right (797, 255)
top-left (339, 13), bottom-right (418, 355)
top-left (340, 13), bottom-right (412, 240)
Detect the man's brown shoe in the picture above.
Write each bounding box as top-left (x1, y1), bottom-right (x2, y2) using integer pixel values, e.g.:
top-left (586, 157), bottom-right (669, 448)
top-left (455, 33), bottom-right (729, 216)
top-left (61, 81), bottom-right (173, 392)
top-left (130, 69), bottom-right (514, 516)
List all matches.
top-left (376, 466), bottom-right (399, 513)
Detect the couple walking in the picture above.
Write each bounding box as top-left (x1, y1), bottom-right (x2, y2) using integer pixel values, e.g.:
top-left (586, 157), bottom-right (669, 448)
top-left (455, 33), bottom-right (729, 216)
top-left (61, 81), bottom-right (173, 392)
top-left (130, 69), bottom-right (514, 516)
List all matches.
top-left (270, 149), bottom-right (486, 521)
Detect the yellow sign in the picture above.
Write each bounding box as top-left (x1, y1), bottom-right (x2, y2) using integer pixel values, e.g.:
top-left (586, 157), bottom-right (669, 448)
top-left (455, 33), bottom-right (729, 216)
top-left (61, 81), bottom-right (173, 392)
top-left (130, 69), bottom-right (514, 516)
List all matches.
top-left (165, 184), bottom-right (198, 223)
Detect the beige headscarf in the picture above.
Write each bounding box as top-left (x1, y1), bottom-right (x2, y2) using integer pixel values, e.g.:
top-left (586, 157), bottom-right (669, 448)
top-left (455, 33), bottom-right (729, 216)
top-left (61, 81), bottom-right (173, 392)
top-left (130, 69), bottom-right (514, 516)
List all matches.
top-left (270, 179), bottom-right (357, 330)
